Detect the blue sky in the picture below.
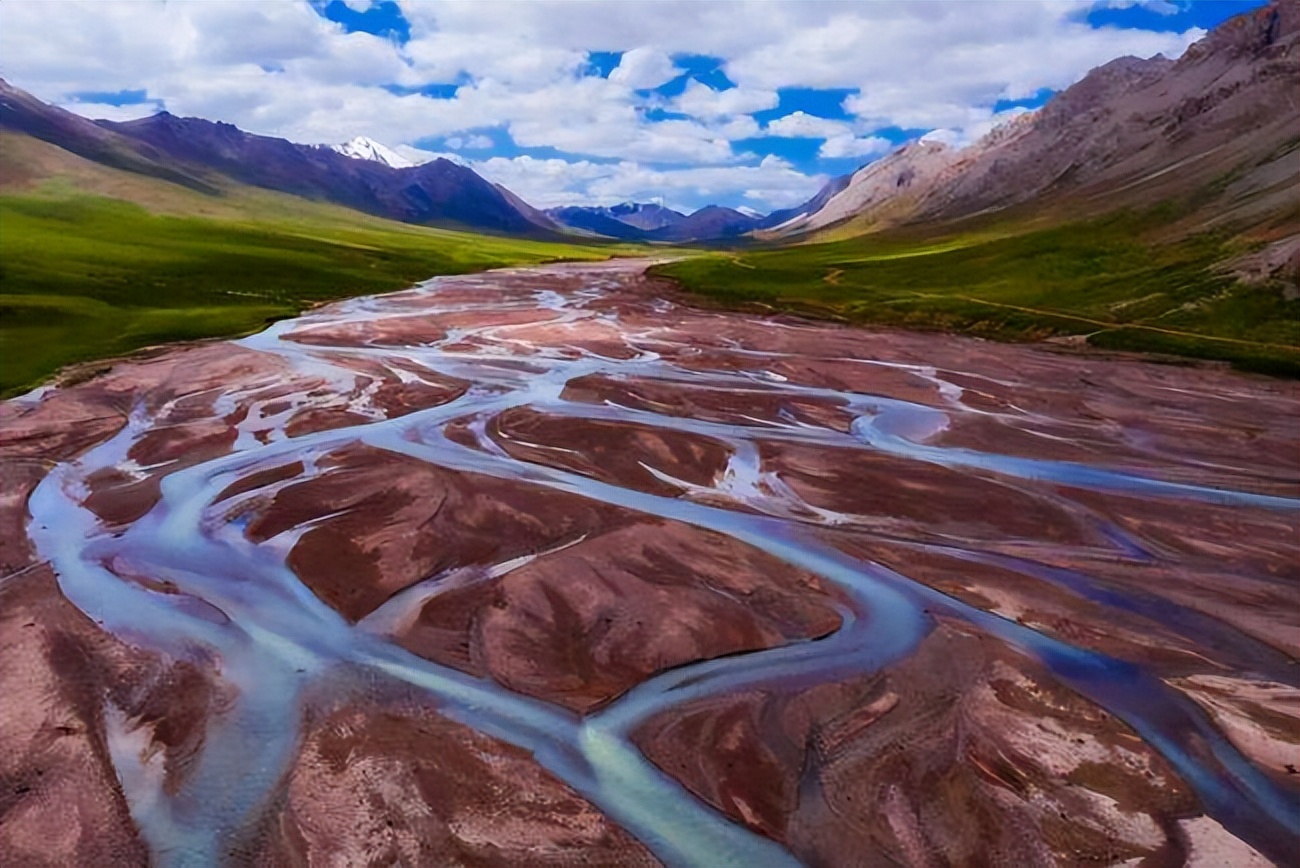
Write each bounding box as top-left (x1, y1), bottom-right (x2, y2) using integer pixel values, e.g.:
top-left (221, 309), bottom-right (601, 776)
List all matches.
top-left (0, 0), bottom-right (1266, 213)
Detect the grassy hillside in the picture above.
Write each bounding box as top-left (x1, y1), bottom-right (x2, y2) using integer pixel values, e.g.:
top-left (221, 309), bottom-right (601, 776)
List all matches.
top-left (653, 210), bottom-right (1300, 375)
top-left (0, 135), bottom-right (633, 396)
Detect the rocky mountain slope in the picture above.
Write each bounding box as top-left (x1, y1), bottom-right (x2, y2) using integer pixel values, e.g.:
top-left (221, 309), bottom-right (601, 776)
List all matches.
top-left (756, 172), bottom-right (854, 231)
top-left (327, 135), bottom-right (414, 169)
top-left (97, 112), bottom-right (546, 234)
top-left (2, 79), bottom-right (787, 244)
top-left (0, 80), bottom-right (550, 235)
top-left (775, 0), bottom-right (1299, 247)
top-left (761, 141), bottom-right (961, 238)
top-left (0, 79), bottom-right (217, 194)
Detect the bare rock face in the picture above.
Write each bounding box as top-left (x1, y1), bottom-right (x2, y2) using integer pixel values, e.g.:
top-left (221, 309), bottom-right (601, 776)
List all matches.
top-left (781, 0), bottom-right (1299, 237)
top-left (768, 141), bottom-right (961, 236)
top-left (1226, 233), bottom-right (1300, 296)
top-left (930, 0), bottom-right (1300, 221)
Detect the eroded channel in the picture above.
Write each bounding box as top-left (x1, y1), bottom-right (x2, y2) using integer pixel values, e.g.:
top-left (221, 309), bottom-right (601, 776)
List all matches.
top-left (4, 259), bottom-right (1298, 866)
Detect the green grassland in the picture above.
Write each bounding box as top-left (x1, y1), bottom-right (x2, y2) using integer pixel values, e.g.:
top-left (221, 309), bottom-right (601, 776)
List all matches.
top-left (4, 127), bottom-right (1296, 394)
top-left (0, 193), bottom-right (629, 396)
top-left (653, 210), bottom-right (1300, 375)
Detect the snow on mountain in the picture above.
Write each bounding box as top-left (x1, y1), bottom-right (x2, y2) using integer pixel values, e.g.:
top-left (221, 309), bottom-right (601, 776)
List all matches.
top-left (736, 206), bottom-right (764, 218)
top-left (328, 136), bottom-right (414, 169)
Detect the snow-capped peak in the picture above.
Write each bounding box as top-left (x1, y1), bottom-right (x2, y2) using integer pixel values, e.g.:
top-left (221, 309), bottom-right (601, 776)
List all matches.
top-left (328, 136), bottom-right (413, 169)
top-left (736, 206), bottom-right (764, 218)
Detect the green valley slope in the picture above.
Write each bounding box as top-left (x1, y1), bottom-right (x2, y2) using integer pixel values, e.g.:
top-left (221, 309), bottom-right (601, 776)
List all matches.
top-left (653, 207), bottom-right (1300, 376)
top-left (0, 132), bottom-right (630, 397)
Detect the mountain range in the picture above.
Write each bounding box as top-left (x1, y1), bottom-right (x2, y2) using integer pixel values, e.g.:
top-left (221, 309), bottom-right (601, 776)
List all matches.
top-left (0, 82), bottom-right (551, 236)
top-left (770, 0), bottom-right (1297, 259)
top-left (327, 136), bottom-right (414, 170)
top-left (543, 202), bottom-right (776, 242)
top-left (1, 0), bottom-right (1295, 261)
top-left (0, 81), bottom-right (834, 243)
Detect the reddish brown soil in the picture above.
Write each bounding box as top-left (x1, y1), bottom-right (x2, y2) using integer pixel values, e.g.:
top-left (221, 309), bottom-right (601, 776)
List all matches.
top-left (1, 260), bottom-right (1295, 866)
top-left (634, 621), bottom-right (1204, 866)
top-left (254, 698), bottom-right (660, 867)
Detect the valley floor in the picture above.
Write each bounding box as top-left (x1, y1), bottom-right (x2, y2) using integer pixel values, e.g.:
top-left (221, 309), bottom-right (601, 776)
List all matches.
top-left (654, 212), bottom-right (1300, 377)
top-left (2, 259), bottom-right (1297, 866)
top-left (0, 191), bottom-right (625, 397)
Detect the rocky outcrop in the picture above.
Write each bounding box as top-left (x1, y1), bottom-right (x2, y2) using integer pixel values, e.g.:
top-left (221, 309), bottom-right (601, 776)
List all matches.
top-left (763, 140), bottom-right (961, 236)
top-left (779, 0), bottom-right (1300, 237)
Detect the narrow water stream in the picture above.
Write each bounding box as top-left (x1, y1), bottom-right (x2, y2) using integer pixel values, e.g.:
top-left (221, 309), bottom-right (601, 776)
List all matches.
top-left (23, 261), bottom-right (1300, 866)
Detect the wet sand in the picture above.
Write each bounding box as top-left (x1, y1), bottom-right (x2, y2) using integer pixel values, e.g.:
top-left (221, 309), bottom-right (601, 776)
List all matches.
top-left (1, 259), bottom-right (1297, 866)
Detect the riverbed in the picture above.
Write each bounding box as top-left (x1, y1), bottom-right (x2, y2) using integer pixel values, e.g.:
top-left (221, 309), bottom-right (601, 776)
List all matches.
top-left (2, 259), bottom-right (1297, 866)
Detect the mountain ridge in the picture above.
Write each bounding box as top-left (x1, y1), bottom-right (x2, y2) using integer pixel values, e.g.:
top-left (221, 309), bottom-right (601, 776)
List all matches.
top-left (328, 135), bottom-right (415, 169)
top-left (544, 201), bottom-right (775, 243)
top-left (1, 83), bottom-right (783, 243)
top-left (0, 82), bottom-right (556, 236)
top-left (774, 0), bottom-right (1298, 243)
top-left (97, 111), bottom-right (547, 234)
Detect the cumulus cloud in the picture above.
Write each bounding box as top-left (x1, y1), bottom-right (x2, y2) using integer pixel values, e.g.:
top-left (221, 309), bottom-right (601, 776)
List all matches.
top-left (670, 80), bottom-right (778, 121)
top-left (58, 100), bottom-right (164, 122)
top-left (818, 134), bottom-right (892, 159)
top-left (392, 145), bottom-right (466, 165)
top-left (608, 48), bottom-right (679, 90)
top-left (445, 134), bottom-right (494, 150)
top-left (472, 153), bottom-right (824, 211)
top-left (919, 106), bottom-right (1033, 149)
top-left (764, 111), bottom-right (853, 139)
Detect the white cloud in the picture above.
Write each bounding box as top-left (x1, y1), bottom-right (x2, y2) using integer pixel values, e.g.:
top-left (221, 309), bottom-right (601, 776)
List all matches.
top-left (670, 80), bottom-right (778, 121)
top-left (764, 111), bottom-right (853, 139)
top-left (445, 134), bottom-right (493, 150)
top-left (403, 32), bottom-right (586, 86)
top-left (920, 106), bottom-right (1033, 149)
top-left (472, 153), bottom-right (824, 212)
top-left (1096, 0), bottom-right (1180, 14)
top-left (393, 145), bottom-right (466, 166)
top-left (818, 134), bottom-right (891, 159)
top-left (608, 47), bottom-right (679, 90)
top-left (58, 101), bottom-right (163, 122)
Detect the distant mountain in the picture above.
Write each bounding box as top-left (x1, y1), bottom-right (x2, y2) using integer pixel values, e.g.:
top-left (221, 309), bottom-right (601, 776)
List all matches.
top-left (607, 202), bottom-right (687, 231)
top-left (545, 201), bottom-right (687, 239)
top-left (97, 112), bottom-right (540, 233)
top-left (763, 141), bottom-right (960, 237)
top-left (0, 79), bottom-right (552, 236)
top-left (545, 201), bottom-right (763, 242)
top-left (544, 205), bottom-right (653, 240)
top-left (755, 173), bottom-right (854, 231)
top-left (328, 136), bottom-right (414, 169)
top-left (773, 0), bottom-right (1299, 241)
top-left (647, 205), bottom-right (761, 242)
top-left (492, 183), bottom-right (564, 234)
top-left (0, 79), bottom-right (216, 194)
